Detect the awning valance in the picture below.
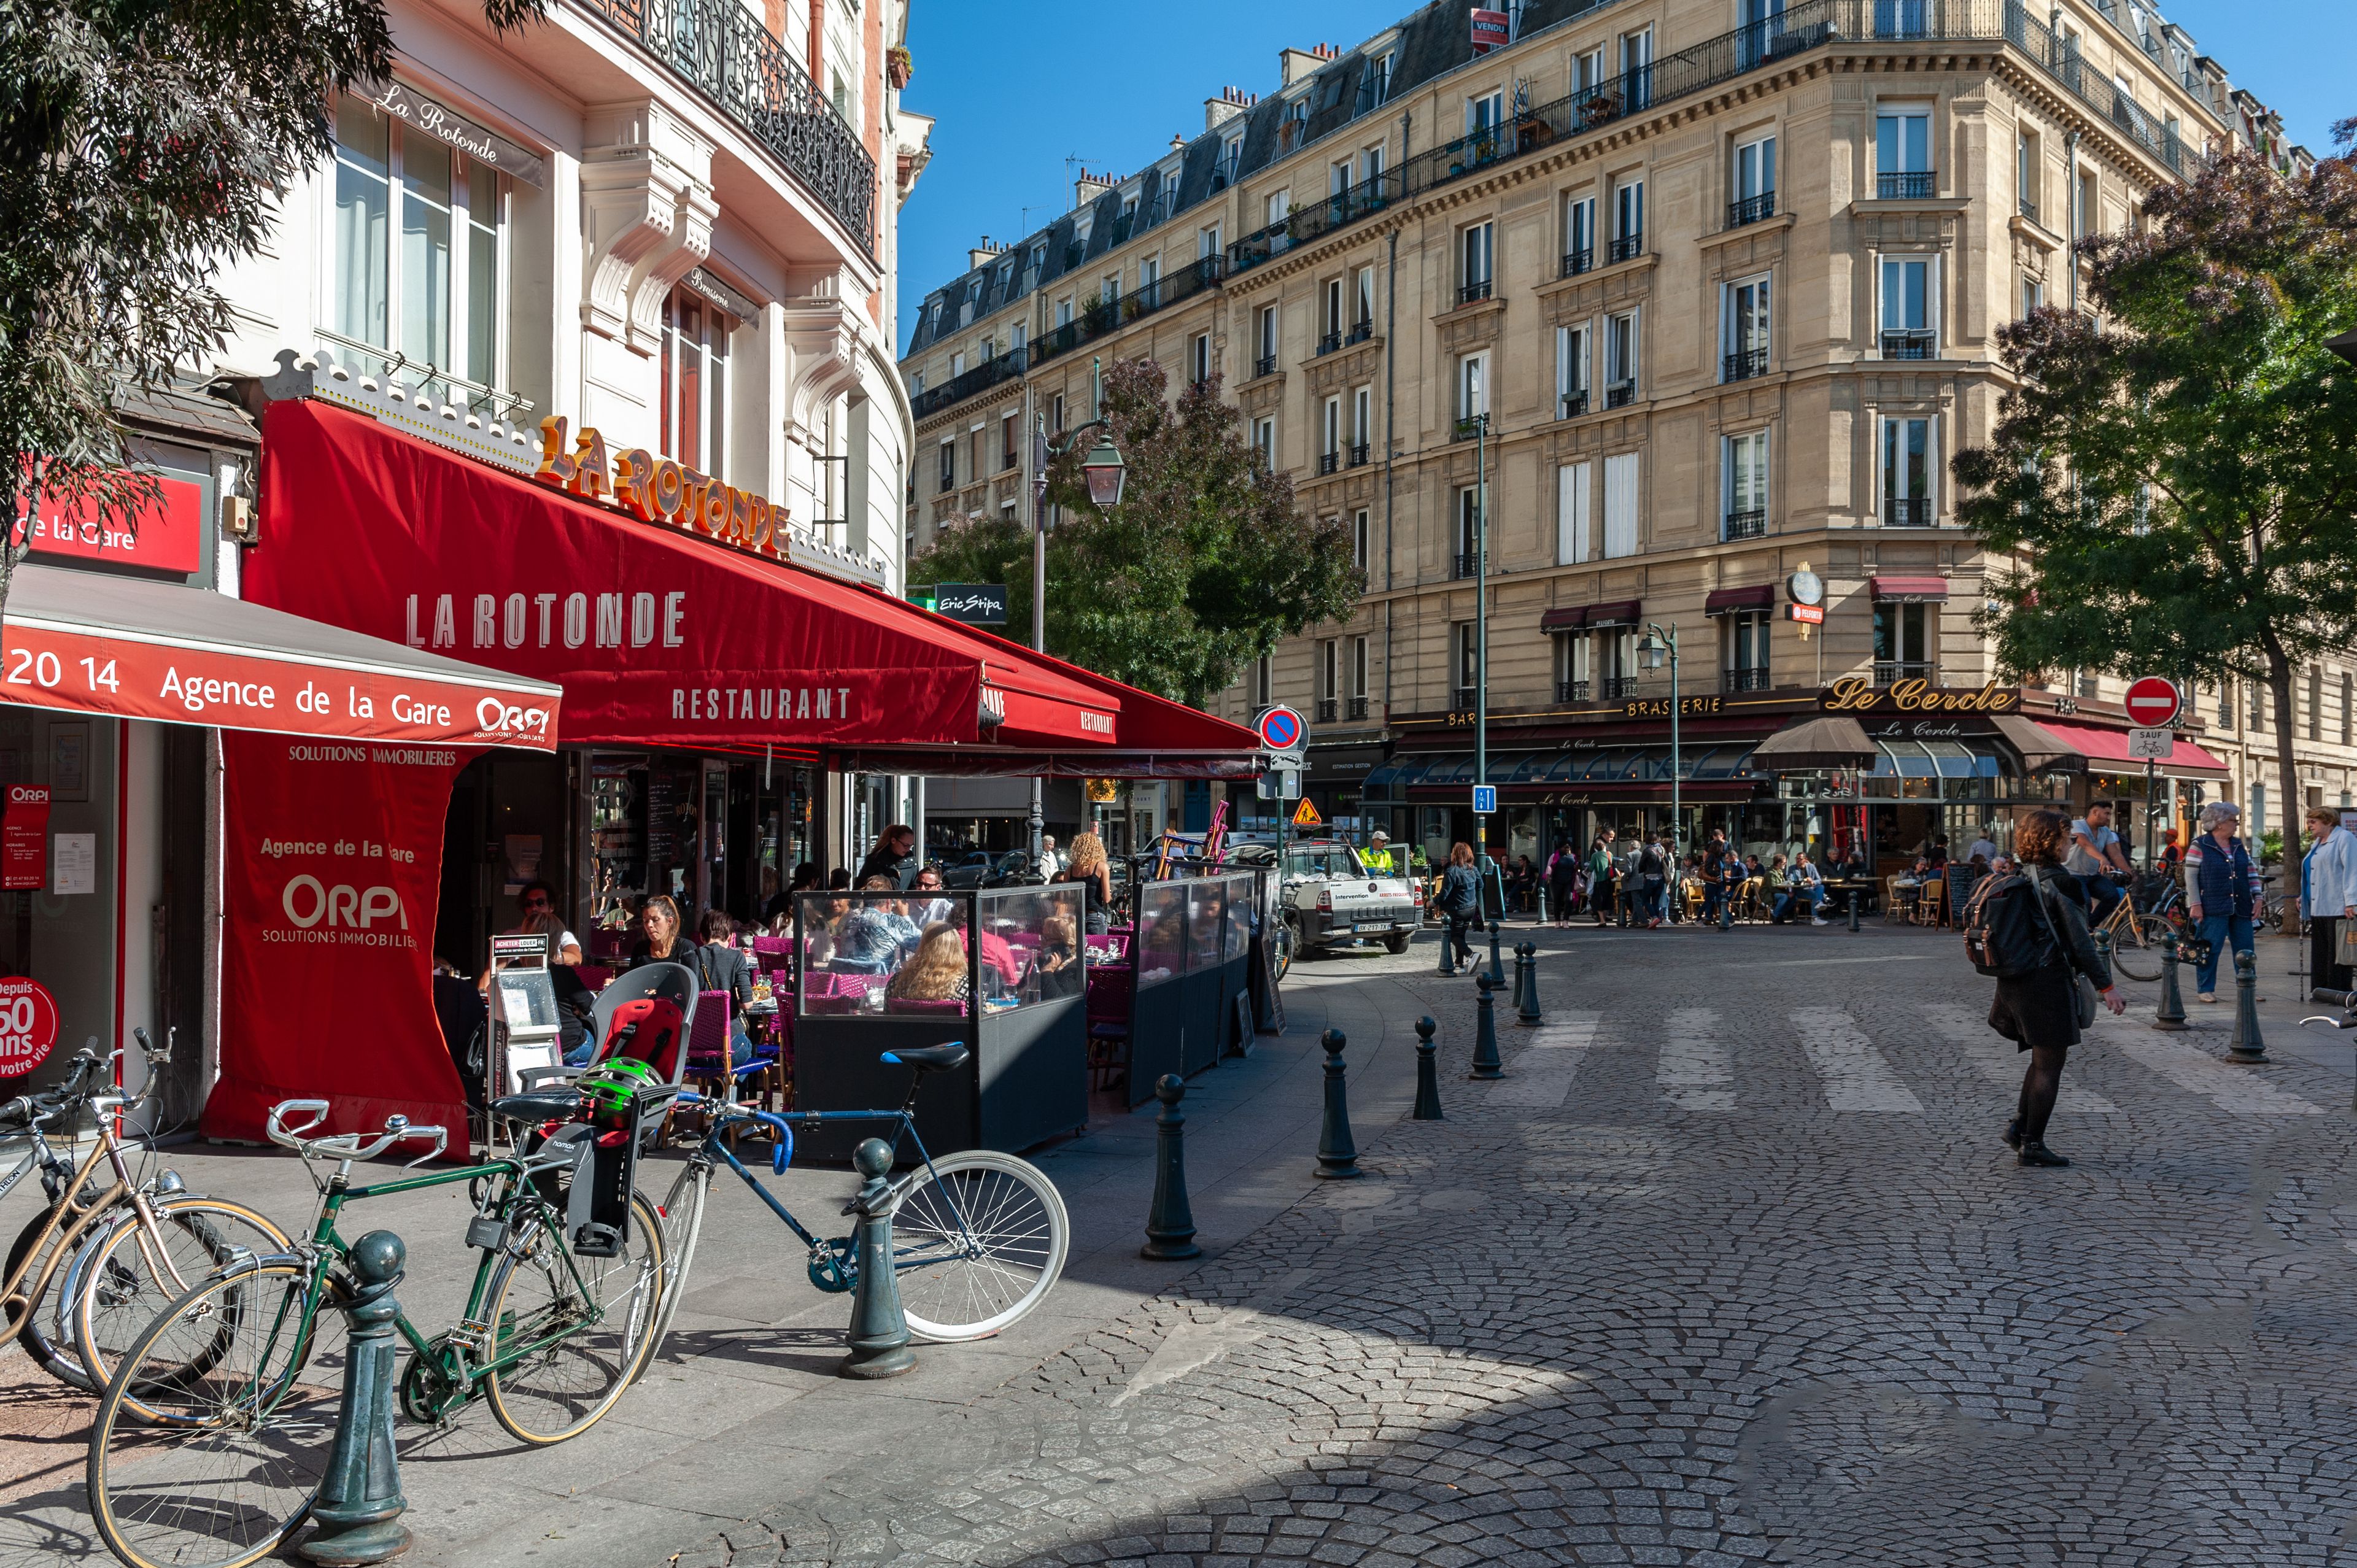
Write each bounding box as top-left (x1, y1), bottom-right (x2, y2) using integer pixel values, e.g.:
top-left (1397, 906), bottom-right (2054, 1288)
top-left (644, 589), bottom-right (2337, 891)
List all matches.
top-left (2035, 719), bottom-right (2229, 779)
top-left (1749, 714), bottom-right (1877, 770)
top-left (1539, 606), bottom-right (1587, 631)
top-left (1585, 600), bottom-right (1644, 628)
top-left (0, 562), bottom-right (560, 749)
top-left (1871, 575), bottom-right (1949, 603)
top-left (1990, 713), bottom-right (2083, 773)
top-left (1704, 585), bottom-right (1775, 616)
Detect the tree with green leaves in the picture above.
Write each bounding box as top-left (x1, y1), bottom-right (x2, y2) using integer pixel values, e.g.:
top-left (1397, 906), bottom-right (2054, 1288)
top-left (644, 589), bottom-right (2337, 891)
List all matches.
top-left (912, 358), bottom-right (1361, 708)
top-left (1953, 140), bottom-right (2357, 870)
top-left (0, 0), bottom-right (540, 613)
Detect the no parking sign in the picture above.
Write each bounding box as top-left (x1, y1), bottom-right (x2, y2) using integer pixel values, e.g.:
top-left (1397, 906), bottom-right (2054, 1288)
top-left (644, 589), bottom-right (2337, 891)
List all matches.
top-left (0, 976), bottom-right (60, 1078)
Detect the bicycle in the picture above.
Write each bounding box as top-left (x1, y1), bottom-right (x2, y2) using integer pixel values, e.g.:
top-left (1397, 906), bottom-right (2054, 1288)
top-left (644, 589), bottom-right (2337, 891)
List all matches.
top-left (642, 1041), bottom-right (1069, 1371)
top-left (1, 1030), bottom-right (286, 1394)
top-left (2094, 872), bottom-right (2191, 982)
top-left (85, 1097), bottom-right (668, 1568)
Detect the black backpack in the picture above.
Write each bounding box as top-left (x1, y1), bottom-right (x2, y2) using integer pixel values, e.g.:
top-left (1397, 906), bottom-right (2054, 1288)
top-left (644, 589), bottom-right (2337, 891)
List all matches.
top-left (1963, 871), bottom-right (2055, 978)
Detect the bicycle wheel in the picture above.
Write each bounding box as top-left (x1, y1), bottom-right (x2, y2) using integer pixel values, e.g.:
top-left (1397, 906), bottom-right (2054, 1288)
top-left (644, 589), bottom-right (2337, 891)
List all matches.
top-left (2111, 911), bottom-right (2162, 981)
top-left (637, 1159), bottom-right (711, 1381)
top-left (85, 1260), bottom-right (335, 1568)
top-left (892, 1150), bottom-right (1069, 1343)
top-left (4, 1198), bottom-right (86, 1386)
top-left (69, 1197), bottom-right (291, 1396)
top-left (481, 1188), bottom-right (662, 1444)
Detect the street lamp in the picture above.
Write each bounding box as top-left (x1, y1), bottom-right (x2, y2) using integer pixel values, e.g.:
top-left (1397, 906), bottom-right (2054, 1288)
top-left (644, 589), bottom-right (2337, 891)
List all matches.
top-left (1639, 622), bottom-right (1681, 855)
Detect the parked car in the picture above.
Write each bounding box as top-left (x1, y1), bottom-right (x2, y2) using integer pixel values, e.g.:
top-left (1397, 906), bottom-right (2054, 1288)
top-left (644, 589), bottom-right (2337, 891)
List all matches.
top-left (1233, 839), bottom-right (1419, 960)
top-left (940, 849), bottom-right (1034, 889)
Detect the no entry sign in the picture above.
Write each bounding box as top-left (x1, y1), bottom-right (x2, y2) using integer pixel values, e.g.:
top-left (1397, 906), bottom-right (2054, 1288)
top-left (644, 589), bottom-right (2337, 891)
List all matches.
top-left (2124, 677), bottom-right (2181, 728)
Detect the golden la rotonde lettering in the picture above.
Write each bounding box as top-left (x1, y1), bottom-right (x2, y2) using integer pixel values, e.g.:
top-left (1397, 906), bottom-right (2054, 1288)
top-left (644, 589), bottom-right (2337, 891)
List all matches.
top-left (532, 417), bottom-right (788, 558)
top-left (1822, 677), bottom-right (2019, 714)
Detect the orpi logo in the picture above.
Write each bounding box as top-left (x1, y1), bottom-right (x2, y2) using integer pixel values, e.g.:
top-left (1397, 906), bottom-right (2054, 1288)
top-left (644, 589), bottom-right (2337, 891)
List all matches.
top-left (283, 876), bottom-right (407, 930)
top-left (475, 697), bottom-right (552, 736)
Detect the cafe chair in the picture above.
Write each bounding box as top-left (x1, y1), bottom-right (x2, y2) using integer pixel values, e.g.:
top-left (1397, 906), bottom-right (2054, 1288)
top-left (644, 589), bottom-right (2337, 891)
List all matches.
top-left (1913, 877), bottom-right (1948, 928)
top-left (681, 989), bottom-right (734, 1136)
top-left (1085, 966), bottom-right (1133, 1093)
top-left (1883, 875), bottom-right (1911, 925)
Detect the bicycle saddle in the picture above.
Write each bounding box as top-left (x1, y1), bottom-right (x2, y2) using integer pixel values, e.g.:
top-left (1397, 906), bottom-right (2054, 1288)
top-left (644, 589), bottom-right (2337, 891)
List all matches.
top-left (880, 1043), bottom-right (970, 1073)
top-left (491, 1089), bottom-right (583, 1124)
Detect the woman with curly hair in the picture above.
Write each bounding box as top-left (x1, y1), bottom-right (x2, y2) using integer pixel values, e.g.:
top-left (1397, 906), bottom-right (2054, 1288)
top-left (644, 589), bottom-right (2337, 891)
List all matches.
top-left (1055, 831), bottom-right (1116, 933)
top-left (886, 922), bottom-right (970, 1003)
top-left (1987, 809), bottom-right (2124, 1168)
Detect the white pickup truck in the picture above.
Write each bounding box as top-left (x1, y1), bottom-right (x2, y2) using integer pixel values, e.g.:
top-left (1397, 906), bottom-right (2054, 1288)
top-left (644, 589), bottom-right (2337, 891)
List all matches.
top-left (1236, 840), bottom-right (1421, 961)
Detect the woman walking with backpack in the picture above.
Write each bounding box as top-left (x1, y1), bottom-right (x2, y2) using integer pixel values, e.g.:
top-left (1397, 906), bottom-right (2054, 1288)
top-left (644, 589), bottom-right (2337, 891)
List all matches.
top-left (1984, 809), bottom-right (2125, 1168)
top-left (1439, 842), bottom-right (1482, 971)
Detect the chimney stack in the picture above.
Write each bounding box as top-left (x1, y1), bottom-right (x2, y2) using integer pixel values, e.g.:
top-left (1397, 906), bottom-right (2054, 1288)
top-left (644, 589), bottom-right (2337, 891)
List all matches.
top-left (1204, 85), bottom-right (1256, 134)
top-left (967, 238), bottom-right (1005, 271)
top-left (1072, 168), bottom-right (1117, 211)
top-left (1279, 45), bottom-right (1337, 87)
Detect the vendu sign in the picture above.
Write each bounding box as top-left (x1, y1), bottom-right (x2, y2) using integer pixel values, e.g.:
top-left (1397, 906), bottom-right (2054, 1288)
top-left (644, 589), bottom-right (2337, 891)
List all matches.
top-left (534, 417), bottom-right (794, 560)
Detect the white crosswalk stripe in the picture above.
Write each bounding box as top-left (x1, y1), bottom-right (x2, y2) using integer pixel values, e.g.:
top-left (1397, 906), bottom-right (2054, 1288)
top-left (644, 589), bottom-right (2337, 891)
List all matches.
top-left (2084, 1018), bottom-right (2326, 1114)
top-left (1488, 1013), bottom-right (1601, 1108)
top-left (1659, 1008), bottom-right (1733, 1110)
top-left (1921, 1003), bottom-right (2118, 1113)
top-left (1789, 1008), bottom-right (1925, 1112)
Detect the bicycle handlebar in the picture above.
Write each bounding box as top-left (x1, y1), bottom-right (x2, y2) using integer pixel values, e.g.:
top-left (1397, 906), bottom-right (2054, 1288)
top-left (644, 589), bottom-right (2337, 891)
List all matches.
top-left (266, 1099), bottom-right (449, 1166)
top-left (2312, 988), bottom-right (2356, 1011)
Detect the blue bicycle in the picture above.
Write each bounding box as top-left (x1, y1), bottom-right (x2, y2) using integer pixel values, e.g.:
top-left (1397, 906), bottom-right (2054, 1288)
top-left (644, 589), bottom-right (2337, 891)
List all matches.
top-left (643, 1042), bottom-right (1069, 1356)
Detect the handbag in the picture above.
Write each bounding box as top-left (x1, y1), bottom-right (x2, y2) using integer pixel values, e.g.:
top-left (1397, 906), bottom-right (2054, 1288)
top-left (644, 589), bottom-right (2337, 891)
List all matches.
top-left (2074, 974), bottom-right (2099, 1030)
top-left (2339, 917), bottom-right (2357, 969)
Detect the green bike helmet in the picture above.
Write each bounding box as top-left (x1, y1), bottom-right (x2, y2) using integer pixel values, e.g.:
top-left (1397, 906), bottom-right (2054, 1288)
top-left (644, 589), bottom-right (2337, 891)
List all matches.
top-left (577, 1057), bottom-right (660, 1117)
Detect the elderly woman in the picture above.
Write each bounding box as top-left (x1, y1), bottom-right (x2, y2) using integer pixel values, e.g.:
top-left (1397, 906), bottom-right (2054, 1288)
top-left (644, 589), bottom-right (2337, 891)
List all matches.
top-left (2182, 800), bottom-right (2261, 1003)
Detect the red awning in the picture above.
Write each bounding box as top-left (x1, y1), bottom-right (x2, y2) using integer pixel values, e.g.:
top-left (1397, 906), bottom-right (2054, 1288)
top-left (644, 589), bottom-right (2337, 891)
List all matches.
top-left (1871, 575), bottom-right (1949, 602)
top-left (2035, 720), bottom-right (2230, 779)
top-left (1704, 585), bottom-right (1774, 616)
top-left (0, 560), bottom-right (560, 749)
top-left (1585, 600), bottom-right (1644, 627)
top-left (246, 400), bottom-right (1253, 767)
top-left (1539, 606), bottom-right (1587, 631)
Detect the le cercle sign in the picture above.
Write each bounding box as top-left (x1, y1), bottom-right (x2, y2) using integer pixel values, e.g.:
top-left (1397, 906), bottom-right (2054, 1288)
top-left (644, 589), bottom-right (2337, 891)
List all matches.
top-left (532, 417), bottom-right (795, 562)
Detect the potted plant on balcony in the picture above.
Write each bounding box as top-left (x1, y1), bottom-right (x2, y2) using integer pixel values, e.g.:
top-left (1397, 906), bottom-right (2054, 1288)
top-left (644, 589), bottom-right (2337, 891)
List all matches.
top-left (887, 44), bottom-right (913, 89)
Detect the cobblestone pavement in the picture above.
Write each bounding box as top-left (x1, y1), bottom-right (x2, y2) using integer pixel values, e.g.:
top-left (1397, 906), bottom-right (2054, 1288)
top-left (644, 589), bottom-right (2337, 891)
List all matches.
top-left (9, 924), bottom-right (2357, 1566)
top-left (692, 925), bottom-right (2357, 1568)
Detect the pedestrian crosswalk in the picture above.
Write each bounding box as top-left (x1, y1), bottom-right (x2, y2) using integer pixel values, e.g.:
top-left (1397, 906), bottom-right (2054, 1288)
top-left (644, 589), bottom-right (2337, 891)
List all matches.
top-left (1488, 1001), bottom-right (2334, 1119)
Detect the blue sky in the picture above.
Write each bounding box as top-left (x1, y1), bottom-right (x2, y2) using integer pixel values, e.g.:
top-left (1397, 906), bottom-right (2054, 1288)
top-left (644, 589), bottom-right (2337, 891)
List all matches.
top-left (894, 0), bottom-right (2355, 352)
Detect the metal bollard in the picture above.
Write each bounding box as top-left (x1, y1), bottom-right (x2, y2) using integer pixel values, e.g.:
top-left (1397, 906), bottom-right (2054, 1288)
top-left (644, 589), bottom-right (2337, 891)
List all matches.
top-left (298, 1232), bottom-right (410, 1566)
top-left (838, 1138), bottom-right (918, 1379)
top-left (2154, 928), bottom-right (2189, 1030)
top-left (1847, 885), bottom-right (1862, 933)
top-left (2228, 949), bottom-right (2269, 1063)
top-left (1412, 1016), bottom-right (1444, 1119)
top-left (1516, 943), bottom-right (1543, 1027)
top-left (1140, 1075), bottom-right (1201, 1259)
top-left (1485, 920), bottom-right (1506, 987)
top-left (1315, 1029), bottom-right (1361, 1179)
top-left (1469, 973), bottom-right (1506, 1079)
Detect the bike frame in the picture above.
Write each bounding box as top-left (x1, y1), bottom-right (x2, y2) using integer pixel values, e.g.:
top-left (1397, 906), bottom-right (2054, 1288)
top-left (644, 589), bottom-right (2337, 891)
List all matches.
top-left (0, 1094), bottom-right (181, 1341)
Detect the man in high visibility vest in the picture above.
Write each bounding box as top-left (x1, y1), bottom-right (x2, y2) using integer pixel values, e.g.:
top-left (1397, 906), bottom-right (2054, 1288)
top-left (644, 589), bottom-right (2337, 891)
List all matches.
top-left (1361, 829), bottom-right (1397, 876)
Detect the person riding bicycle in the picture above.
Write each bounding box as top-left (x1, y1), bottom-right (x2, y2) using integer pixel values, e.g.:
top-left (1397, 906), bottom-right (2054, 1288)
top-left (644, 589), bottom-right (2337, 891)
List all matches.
top-left (2065, 803), bottom-right (2132, 924)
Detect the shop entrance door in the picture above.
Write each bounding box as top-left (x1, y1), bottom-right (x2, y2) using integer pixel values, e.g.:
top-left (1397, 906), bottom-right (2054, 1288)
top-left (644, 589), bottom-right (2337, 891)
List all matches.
top-left (697, 760), bottom-right (727, 926)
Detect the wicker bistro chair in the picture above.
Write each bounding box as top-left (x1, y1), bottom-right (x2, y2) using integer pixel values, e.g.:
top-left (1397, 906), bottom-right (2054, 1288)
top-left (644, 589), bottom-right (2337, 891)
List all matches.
top-left (1913, 876), bottom-right (1948, 928)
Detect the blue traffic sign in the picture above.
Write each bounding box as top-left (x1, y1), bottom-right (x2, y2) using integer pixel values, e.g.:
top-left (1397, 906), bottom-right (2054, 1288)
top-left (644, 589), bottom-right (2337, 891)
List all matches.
top-left (1471, 784), bottom-right (1497, 815)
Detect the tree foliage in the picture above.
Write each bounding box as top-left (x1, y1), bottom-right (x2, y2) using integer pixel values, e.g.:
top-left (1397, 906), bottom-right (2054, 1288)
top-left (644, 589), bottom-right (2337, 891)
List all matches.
top-left (0, 0), bottom-right (540, 603)
top-left (1952, 144), bottom-right (2357, 859)
top-left (911, 358), bottom-right (1361, 708)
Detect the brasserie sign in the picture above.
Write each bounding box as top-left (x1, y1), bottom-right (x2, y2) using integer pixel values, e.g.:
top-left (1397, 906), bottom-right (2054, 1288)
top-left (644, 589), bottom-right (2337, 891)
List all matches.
top-left (1821, 677), bottom-right (2020, 714)
top-left (364, 78), bottom-right (546, 189)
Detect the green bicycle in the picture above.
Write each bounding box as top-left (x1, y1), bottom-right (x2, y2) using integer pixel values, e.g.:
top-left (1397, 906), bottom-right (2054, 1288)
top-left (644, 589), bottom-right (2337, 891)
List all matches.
top-left (85, 1097), bottom-right (666, 1568)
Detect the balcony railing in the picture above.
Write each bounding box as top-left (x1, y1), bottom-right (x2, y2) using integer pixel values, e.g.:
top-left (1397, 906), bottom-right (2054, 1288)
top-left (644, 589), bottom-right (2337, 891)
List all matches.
top-left (1317, 329), bottom-right (1343, 356)
top-left (1000, 450), bottom-right (1018, 472)
top-left (1727, 190), bottom-right (1776, 228)
top-left (1453, 551), bottom-right (1482, 579)
top-left (1724, 347), bottom-right (1768, 382)
top-left (1346, 319), bottom-right (1375, 346)
top-left (1347, 695), bottom-right (1369, 720)
top-left (1723, 668), bottom-right (1772, 693)
top-left (1881, 329), bottom-right (1937, 359)
top-left (1608, 232), bottom-right (1645, 264)
top-left (1457, 279), bottom-right (1495, 306)
top-left (936, 471), bottom-right (954, 495)
top-left (1253, 353), bottom-right (1278, 379)
top-left (1026, 256), bottom-right (1226, 370)
top-left (1347, 442), bottom-right (1371, 468)
top-left (1874, 660), bottom-right (1937, 686)
top-left (1317, 451), bottom-right (1340, 476)
top-left (1453, 414), bottom-right (1489, 442)
top-left (1224, 174), bottom-right (1403, 277)
top-left (1724, 509), bottom-right (1767, 540)
top-left (1884, 496), bottom-right (1934, 527)
top-left (1877, 169), bottom-right (1937, 199)
top-left (1606, 382), bottom-right (1637, 409)
top-left (1315, 698), bottom-right (1338, 723)
top-left (910, 345), bottom-right (1027, 421)
top-left (1562, 247), bottom-right (1593, 278)
top-left (576, 0), bottom-right (875, 253)
top-left (2019, 195), bottom-right (2040, 222)
top-left (1601, 676), bottom-right (1638, 700)
top-left (1560, 390), bottom-right (1589, 420)
top-left (1557, 679), bottom-right (1590, 703)
top-left (1453, 687), bottom-right (1477, 712)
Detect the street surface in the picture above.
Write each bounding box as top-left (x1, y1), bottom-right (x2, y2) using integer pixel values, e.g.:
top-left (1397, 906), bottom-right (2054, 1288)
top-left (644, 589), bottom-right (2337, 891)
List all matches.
top-left (8, 922), bottom-right (2357, 1565)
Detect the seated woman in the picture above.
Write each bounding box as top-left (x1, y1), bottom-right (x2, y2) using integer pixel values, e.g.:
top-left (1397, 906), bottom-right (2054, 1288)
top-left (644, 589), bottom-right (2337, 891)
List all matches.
top-left (1033, 912), bottom-right (1083, 997)
top-left (886, 921), bottom-right (970, 1006)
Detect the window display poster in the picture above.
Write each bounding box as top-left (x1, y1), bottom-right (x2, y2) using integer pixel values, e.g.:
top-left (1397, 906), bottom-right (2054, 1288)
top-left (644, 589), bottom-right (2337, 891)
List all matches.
top-left (204, 733), bottom-right (478, 1145)
top-left (50, 832), bottom-right (94, 895)
top-left (48, 721), bottom-right (88, 801)
top-left (0, 976), bottom-right (60, 1078)
top-left (2, 786), bottom-right (49, 890)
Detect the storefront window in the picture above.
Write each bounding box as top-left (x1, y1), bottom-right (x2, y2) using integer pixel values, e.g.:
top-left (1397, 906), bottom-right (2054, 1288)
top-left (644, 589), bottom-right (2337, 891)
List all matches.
top-left (587, 755), bottom-right (649, 937)
top-left (0, 714), bottom-right (119, 1079)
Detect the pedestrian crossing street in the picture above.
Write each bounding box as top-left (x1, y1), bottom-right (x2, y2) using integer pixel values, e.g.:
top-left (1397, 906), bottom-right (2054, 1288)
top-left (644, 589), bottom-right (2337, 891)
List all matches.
top-left (1492, 1005), bottom-right (2336, 1118)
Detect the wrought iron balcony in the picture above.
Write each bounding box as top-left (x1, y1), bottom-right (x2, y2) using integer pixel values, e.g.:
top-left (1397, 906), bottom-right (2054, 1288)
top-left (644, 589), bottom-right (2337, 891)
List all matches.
top-left (1723, 509), bottom-right (1767, 540)
top-left (1608, 232), bottom-right (1644, 264)
top-left (576, 0), bottom-right (875, 253)
top-left (1601, 676), bottom-right (1638, 700)
top-left (1453, 550), bottom-right (1482, 579)
top-left (1026, 256), bottom-right (1225, 371)
top-left (1457, 279), bottom-right (1495, 306)
top-left (1317, 451), bottom-right (1341, 476)
top-left (936, 470), bottom-right (954, 495)
top-left (1452, 686), bottom-right (1478, 713)
top-left (1727, 190), bottom-right (1776, 228)
top-left (1347, 695), bottom-right (1369, 720)
top-left (1723, 668), bottom-right (1771, 693)
top-left (2019, 195), bottom-right (2040, 222)
top-left (1000, 450), bottom-right (1018, 472)
top-left (1562, 247), bottom-right (1593, 278)
top-left (1453, 414), bottom-right (1490, 442)
top-left (1253, 352), bottom-right (1278, 379)
top-left (1884, 496), bottom-right (1933, 527)
top-left (1557, 679), bottom-right (1590, 703)
top-left (1346, 319), bottom-right (1375, 346)
top-left (1878, 170), bottom-right (1937, 199)
top-left (909, 345), bottom-right (1027, 421)
top-left (1723, 347), bottom-right (1768, 382)
top-left (1317, 329), bottom-right (1343, 356)
top-left (1874, 660), bottom-right (1937, 687)
top-left (1347, 442), bottom-right (1371, 468)
top-left (1606, 382), bottom-right (1636, 408)
top-left (1880, 329), bottom-right (1937, 360)
top-left (1560, 390), bottom-right (1589, 420)
top-left (1315, 698), bottom-right (1338, 723)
